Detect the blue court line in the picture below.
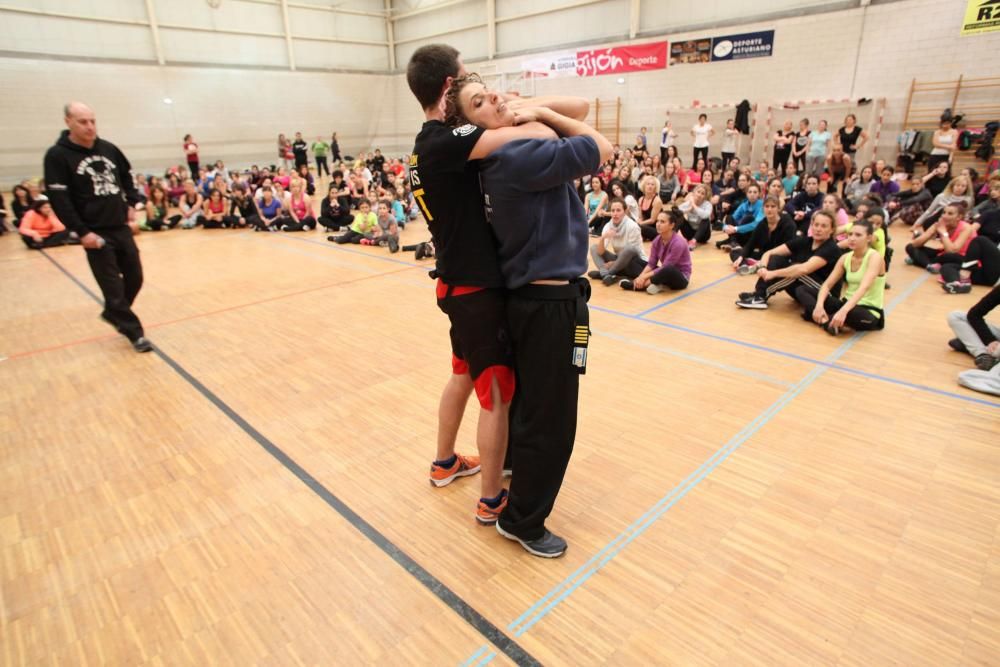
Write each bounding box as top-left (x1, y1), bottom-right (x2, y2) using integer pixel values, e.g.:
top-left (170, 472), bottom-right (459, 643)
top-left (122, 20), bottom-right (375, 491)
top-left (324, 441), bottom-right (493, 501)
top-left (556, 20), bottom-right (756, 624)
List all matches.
top-left (633, 273), bottom-right (738, 318)
top-left (588, 306), bottom-right (1000, 411)
top-left (592, 330), bottom-right (793, 388)
top-left (458, 273), bottom-right (946, 666)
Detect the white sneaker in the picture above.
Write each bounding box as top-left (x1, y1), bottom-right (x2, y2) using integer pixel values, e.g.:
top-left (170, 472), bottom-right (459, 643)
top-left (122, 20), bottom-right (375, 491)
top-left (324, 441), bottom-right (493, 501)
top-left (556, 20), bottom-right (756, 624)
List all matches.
top-left (646, 284), bottom-right (664, 295)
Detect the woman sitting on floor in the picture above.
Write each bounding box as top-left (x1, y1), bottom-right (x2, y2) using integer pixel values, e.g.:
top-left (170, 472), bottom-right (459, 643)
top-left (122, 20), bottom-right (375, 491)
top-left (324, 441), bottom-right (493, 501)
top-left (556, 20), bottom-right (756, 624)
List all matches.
top-left (18, 197), bottom-right (70, 249)
top-left (796, 218), bottom-right (886, 335)
top-left (281, 179), bottom-right (317, 232)
top-left (202, 189), bottom-right (228, 228)
top-left (912, 175), bottom-right (974, 235)
top-left (635, 176), bottom-right (662, 241)
top-left (906, 203), bottom-right (976, 271)
top-left (677, 183), bottom-right (712, 250)
top-left (620, 209), bottom-right (691, 293)
top-left (735, 209), bottom-right (841, 310)
top-left (730, 195), bottom-right (796, 275)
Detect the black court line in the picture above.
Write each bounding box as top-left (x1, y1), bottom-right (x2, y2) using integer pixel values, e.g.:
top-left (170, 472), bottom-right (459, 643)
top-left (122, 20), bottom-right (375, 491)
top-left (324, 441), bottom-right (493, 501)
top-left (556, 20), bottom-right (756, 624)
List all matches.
top-left (39, 250), bottom-right (542, 667)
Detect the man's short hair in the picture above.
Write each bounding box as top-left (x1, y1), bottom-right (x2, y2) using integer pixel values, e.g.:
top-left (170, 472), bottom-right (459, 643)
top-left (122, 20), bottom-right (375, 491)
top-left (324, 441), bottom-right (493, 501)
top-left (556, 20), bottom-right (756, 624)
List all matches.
top-left (407, 44), bottom-right (461, 110)
top-left (609, 197), bottom-right (626, 209)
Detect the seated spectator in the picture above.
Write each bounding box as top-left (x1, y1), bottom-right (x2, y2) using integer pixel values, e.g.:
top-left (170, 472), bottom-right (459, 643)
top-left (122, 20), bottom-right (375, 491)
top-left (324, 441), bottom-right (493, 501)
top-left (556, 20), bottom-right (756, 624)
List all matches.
top-left (273, 167), bottom-right (291, 189)
top-left (822, 193), bottom-right (851, 236)
top-left (677, 183), bottom-right (712, 249)
top-left (764, 177), bottom-right (787, 210)
top-left (178, 179), bottom-right (204, 229)
top-left (133, 173), bottom-right (149, 204)
top-left (18, 197), bottom-right (70, 249)
top-left (0, 190), bottom-right (7, 233)
top-left (659, 163), bottom-right (681, 203)
top-left (295, 163), bottom-right (315, 195)
top-left (844, 165), bottom-right (875, 208)
top-left (330, 199), bottom-right (379, 244)
top-left (912, 175), bottom-right (975, 234)
top-left (620, 209), bottom-right (691, 293)
top-left (923, 160), bottom-right (951, 198)
top-left (141, 186), bottom-right (172, 231)
top-left (797, 218), bottom-right (886, 334)
top-left (869, 166), bottom-right (900, 202)
top-left (227, 184), bottom-right (260, 229)
top-left (906, 203), bottom-right (976, 270)
top-left (316, 183), bottom-right (353, 233)
top-left (373, 200), bottom-right (399, 252)
top-left (785, 175), bottom-right (824, 234)
top-left (752, 160), bottom-right (769, 183)
top-left (202, 189), bottom-right (228, 228)
top-left (730, 195), bottom-right (796, 275)
top-left (588, 198), bottom-right (647, 286)
top-left (586, 176), bottom-right (610, 235)
top-left (948, 284), bottom-right (1000, 373)
top-left (281, 179), bottom-right (317, 231)
top-left (635, 176), bottom-right (662, 241)
top-left (937, 230), bottom-right (1000, 294)
top-left (888, 175), bottom-right (931, 226)
top-left (255, 186), bottom-right (284, 231)
top-left (718, 182), bottom-right (764, 250)
top-left (10, 184), bottom-right (33, 228)
top-left (390, 187), bottom-right (408, 229)
top-left (735, 210), bottom-right (840, 310)
top-left (719, 171), bottom-right (750, 219)
top-left (826, 147), bottom-right (850, 196)
top-left (781, 162), bottom-right (800, 196)
top-left (610, 181), bottom-right (640, 223)
top-left (969, 178), bottom-right (1000, 244)
top-left (165, 173), bottom-right (185, 205)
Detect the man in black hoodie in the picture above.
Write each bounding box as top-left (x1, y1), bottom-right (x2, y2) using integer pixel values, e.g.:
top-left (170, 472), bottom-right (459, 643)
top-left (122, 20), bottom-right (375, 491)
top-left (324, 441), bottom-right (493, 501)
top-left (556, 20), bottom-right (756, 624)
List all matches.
top-left (44, 101), bottom-right (152, 353)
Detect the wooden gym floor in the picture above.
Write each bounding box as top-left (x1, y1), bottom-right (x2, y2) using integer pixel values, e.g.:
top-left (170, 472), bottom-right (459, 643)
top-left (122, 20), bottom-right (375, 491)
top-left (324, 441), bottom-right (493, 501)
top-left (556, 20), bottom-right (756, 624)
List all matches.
top-left (1, 204), bottom-right (998, 666)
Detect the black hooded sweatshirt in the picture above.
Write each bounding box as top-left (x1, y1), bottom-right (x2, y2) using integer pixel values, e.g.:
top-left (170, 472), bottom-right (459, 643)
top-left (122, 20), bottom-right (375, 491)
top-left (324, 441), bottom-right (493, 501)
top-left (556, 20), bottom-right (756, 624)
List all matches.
top-left (43, 130), bottom-right (139, 236)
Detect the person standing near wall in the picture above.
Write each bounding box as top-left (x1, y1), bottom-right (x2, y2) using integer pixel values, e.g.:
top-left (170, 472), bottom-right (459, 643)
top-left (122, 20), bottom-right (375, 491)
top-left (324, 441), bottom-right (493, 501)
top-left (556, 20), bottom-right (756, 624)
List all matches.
top-left (312, 135), bottom-right (330, 177)
top-left (183, 134), bottom-right (199, 175)
top-left (44, 102), bottom-right (152, 353)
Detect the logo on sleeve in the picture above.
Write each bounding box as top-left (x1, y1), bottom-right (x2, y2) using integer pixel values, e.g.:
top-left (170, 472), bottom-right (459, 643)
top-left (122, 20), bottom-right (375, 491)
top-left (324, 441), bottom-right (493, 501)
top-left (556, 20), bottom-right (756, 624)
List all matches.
top-left (453, 124), bottom-right (477, 137)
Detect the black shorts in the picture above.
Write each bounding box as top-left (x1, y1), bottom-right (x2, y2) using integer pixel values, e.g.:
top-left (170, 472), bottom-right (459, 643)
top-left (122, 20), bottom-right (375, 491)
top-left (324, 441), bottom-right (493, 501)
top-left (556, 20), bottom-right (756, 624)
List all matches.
top-left (436, 287), bottom-right (513, 380)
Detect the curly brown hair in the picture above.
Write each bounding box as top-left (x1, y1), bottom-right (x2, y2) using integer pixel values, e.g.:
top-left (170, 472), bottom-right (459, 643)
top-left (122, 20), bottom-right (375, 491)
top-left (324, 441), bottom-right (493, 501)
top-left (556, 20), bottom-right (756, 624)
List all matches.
top-left (443, 73), bottom-right (483, 128)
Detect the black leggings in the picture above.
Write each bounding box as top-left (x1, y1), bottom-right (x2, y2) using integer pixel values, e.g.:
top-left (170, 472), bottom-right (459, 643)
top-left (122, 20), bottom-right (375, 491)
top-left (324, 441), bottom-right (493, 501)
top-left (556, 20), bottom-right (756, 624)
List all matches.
top-left (773, 149), bottom-right (790, 173)
top-left (679, 219), bottom-right (711, 244)
top-left (794, 284), bottom-right (884, 331)
top-left (315, 156), bottom-right (329, 177)
top-left (905, 244), bottom-right (939, 268)
top-left (650, 266), bottom-right (689, 290)
top-left (281, 216), bottom-right (317, 231)
top-left (939, 236), bottom-right (1000, 285)
top-left (319, 213), bottom-right (353, 231)
top-left (21, 230), bottom-right (71, 249)
top-left (334, 229), bottom-right (367, 244)
top-left (692, 146), bottom-right (708, 167)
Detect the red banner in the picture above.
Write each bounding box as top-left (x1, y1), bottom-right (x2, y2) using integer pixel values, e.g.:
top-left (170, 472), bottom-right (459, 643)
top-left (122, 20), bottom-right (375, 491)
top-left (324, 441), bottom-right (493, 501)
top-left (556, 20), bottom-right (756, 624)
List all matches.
top-left (575, 41), bottom-right (668, 77)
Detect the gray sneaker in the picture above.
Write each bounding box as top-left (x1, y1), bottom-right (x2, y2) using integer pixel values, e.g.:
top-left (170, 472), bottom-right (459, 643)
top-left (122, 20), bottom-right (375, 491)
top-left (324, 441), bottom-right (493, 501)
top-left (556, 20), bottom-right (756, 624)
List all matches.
top-left (602, 274), bottom-right (618, 286)
top-left (131, 337), bottom-right (154, 353)
top-left (496, 522), bottom-right (567, 558)
top-left (646, 284), bottom-right (664, 295)
top-left (587, 270), bottom-right (602, 279)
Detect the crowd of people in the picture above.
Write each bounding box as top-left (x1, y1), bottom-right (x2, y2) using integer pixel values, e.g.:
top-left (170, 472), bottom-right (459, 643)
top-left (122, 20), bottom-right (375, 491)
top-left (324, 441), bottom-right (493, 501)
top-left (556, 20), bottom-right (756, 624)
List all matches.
top-left (1, 111), bottom-right (997, 387)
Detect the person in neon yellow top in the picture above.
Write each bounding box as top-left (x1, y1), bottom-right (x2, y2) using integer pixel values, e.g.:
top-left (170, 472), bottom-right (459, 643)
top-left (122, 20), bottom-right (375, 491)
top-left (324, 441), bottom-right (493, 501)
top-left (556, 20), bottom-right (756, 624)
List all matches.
top-left (796, 217), bottom-right (886, 335)
top-left (329, 199), bottom-right (378, 244)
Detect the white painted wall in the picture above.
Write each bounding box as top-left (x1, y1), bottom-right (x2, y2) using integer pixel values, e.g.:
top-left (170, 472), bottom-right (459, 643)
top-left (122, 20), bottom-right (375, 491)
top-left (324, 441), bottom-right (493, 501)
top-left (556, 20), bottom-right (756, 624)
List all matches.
top-left (2, 0), bottom-right (997, 184)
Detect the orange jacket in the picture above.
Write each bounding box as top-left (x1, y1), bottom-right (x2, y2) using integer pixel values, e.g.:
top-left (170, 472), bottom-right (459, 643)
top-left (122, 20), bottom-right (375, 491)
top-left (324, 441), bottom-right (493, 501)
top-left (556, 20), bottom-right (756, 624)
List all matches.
top-left (19, 209), bottom-right (66, 239)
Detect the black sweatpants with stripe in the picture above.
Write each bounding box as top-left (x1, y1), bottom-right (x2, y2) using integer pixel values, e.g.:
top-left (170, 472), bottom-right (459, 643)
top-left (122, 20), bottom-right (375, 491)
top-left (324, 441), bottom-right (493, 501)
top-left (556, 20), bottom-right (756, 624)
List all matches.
top-left (499, 280), bottom-right (589, 542)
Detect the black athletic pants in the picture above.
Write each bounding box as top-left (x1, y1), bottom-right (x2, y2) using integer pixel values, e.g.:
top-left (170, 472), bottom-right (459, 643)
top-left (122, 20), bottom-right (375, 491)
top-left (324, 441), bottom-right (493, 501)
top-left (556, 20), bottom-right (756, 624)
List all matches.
top-left (315, 156), bottom-right (329, 177)
top-left (500, 280), bottom-right (590, 541)
top-left (85, 225), bottom-right (144, 341)
top-left (692, 146), bottom-right (708, 166)
top-left (650, 266), bottom-right (689, 290)
top-left (939, 236), bottom-right (1000, 285)
top-left (281, 216), bottom-right (317, 231)
top-left (679, 219), bottom-right (711, 244)
top-left (753, 254), bottom-right (826, 302)
top-left (319, 213), bottom-right (353, 231)
top-left (721, 151), bottom-right (735, 170)
top-left (905, 244), bottom-right (938, 268)
top-left (794, 284), bottom-right (884, 330)
top-left (21, 231), bottom-right (71, 249)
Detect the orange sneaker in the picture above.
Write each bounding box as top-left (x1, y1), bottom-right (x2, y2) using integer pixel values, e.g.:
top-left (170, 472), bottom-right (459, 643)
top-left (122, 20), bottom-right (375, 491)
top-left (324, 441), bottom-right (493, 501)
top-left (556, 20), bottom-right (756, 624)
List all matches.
top-left (429, 454), bottom-right (481, 487)
top-left (476, 489), bottom-right (508, 525)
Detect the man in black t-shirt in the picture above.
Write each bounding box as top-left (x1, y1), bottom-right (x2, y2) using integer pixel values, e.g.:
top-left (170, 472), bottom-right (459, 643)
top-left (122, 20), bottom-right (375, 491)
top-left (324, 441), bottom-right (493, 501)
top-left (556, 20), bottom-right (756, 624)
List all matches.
top-left (407, 44), bottom-right (565, 549)
top-left (736, 209), bottom-right (842, 309)
top-left (292, 132), bottom-right (308, 168)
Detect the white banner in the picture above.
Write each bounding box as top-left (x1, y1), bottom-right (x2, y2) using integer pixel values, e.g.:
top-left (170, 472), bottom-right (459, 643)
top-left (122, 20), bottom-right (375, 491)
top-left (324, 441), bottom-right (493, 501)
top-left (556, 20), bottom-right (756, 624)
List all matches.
top-left (520, 52), bottom-right (579, 78)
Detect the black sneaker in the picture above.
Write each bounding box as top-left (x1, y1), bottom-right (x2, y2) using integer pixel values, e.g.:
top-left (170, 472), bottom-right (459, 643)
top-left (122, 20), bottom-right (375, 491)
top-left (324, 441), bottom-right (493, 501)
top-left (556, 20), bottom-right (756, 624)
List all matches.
top-left (388, 237), bottom-right (399, 253)
top-left (587, 270), bottom-right (602, 279)
top-left (131, 337), bottom-right (154, 353)
top-left (602, 274), bottom-right (618, 286)
top-left (948, 338), bottom-right (968, 353)
top-left (975, 353), bottom-right (999, 371)
top-left (737, 291), bottom-right (756, 301)
top-left (496, 522), bottom-right (567, 558)
top-left (736, 294), bottom-right (767, 309)
top-left (619, 279), bottom-right (636, 290)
